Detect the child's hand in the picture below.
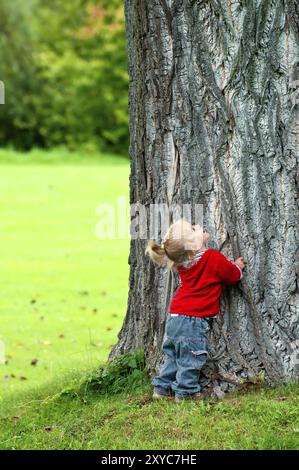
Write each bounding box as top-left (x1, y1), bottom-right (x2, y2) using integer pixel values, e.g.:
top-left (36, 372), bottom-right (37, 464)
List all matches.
top-left (234, 257), bottom-right (246, 270)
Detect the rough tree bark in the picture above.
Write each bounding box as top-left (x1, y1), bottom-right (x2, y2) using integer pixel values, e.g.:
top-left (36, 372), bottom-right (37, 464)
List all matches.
top-left (109, 0), bottom-right (299, 397)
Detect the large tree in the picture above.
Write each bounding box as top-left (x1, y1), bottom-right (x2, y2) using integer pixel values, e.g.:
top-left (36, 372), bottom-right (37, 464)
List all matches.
top-left (109, 0), bottom-right (299, 397)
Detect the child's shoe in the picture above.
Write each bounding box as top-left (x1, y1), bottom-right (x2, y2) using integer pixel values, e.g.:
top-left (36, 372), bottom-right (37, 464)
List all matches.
top-left (175, 392), bottom-right (203, 403)
top-left (152, 387), bottom-right (174, 400)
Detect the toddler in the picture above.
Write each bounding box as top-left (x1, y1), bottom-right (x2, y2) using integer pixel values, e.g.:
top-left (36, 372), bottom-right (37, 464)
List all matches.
top-left (145, 219), bottom-right (245, 402)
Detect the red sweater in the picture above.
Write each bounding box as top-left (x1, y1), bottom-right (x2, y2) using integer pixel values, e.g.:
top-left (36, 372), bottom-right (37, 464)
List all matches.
top-left (169, 249), bottom-right (242, 318)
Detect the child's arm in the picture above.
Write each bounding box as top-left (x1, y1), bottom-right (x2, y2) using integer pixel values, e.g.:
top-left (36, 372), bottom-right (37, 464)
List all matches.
top-left (215, 251), bottom-right (244, 285)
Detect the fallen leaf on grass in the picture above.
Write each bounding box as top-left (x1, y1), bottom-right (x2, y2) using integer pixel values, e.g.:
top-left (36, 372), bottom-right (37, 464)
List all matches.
top-left (39, 340), bottom-right (52, 346)
top-left (90, 341), bottom-right (103, 347)
top-left (78, 290), bottom-right (89, 296)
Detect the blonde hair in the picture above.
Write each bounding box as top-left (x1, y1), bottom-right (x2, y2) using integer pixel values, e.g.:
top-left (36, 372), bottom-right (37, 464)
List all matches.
top-left (145, 219), bottom-right (197, 271)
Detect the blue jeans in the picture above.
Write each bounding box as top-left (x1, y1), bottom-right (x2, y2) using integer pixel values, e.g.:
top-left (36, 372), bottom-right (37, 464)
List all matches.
top-left (152, 314), bottom-right (210, 398)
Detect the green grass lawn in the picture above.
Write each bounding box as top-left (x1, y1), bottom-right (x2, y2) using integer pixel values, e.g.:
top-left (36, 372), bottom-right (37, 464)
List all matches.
top-left (0, 148), bottom-right (298, 450)
top-left (0, 148), bottom-right (130, 395)
top-left (1, 372), bottom-right (299, 450)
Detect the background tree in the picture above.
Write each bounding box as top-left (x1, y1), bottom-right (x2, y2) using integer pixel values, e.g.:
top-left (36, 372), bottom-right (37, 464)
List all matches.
top-left (32, 0), bottom-right (129, 153)
top-left (0, 0), bottom-right (40, 149)
top-left (0, 0), bottom-right (129, 155)
top-left (109, 0), bottom-right (299, 397)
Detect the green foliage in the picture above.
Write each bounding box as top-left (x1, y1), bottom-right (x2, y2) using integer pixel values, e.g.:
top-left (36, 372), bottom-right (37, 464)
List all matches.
top-left (80, 350), bottom-right (147, 396)
top-left (0, 0), bottom-right (42, 149)
top-left (0, 0), bottom-right (129, 154)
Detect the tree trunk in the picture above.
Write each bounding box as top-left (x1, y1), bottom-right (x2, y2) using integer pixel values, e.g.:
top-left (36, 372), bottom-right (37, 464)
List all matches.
top-left (109, 0), bottom-right (299, 397)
